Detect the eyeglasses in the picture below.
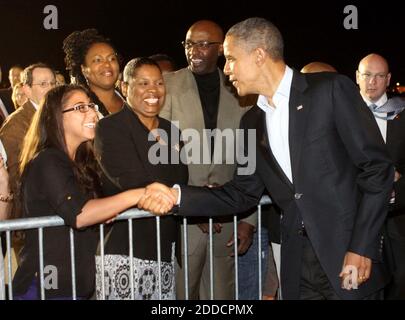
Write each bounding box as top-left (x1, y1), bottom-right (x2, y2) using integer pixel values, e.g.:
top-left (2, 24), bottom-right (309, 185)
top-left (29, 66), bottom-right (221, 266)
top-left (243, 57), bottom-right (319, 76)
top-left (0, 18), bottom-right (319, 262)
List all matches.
top-left (31, 81), bottom-right (56, 88)
top-left (358, 72), bottom-right (388, 81)
top-left (62, 103), bottom-right (99, 113)
top-left (181, 40), bottom-right (222, 50)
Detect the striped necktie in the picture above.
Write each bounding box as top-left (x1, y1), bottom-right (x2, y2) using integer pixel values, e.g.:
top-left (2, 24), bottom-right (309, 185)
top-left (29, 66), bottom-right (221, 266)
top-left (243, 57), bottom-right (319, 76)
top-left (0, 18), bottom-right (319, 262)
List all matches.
top-left (369, 97), bottom-right (405, 120)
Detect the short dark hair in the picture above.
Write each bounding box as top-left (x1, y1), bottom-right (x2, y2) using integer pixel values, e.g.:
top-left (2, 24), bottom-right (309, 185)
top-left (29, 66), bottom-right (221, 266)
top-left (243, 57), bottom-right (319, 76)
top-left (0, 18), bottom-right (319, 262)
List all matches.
top-left (226, 17), bottom-right (284, 61)
top-left (21, 63), bottom-right (54, 87)
top-left (123, 57), bottom-right (161, 83)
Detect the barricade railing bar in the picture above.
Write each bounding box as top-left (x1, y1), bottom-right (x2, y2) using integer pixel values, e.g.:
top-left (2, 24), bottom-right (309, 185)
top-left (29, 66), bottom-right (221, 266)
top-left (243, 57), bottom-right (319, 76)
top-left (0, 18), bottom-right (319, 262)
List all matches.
top-left (0, 196), bottom-right (272, 300)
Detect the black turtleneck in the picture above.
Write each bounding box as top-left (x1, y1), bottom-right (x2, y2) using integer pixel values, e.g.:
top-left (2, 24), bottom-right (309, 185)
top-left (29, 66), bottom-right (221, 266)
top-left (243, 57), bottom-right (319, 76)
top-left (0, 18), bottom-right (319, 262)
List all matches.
top-left (193, 70), bottom-right (220, 157)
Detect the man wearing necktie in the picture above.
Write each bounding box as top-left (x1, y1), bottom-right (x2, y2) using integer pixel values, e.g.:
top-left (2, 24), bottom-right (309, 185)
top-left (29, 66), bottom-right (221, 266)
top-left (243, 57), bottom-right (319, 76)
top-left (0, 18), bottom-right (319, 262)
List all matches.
top-left (357, 53), bottom-right (405, 299)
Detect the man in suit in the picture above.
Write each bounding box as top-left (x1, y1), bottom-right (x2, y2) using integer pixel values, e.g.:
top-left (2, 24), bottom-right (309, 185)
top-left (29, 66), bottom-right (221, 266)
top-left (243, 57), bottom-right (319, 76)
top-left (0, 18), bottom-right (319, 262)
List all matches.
top-left (160, 20), bottom-right (257, 300)
top-left (356, 53), bottom-right (405, 299)
top-left (141, 17), bottom-right (394, 300)
top-left (0, 63), bottom-right (55, 221)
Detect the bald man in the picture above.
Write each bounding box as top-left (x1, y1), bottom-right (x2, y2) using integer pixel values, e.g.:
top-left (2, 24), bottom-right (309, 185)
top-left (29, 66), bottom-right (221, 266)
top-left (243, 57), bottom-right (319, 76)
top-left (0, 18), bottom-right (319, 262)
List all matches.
top-left (357, 53), bottom-right (405, 299)
top-left (160, 20), bottom-right (257, 299)
top-left (301, 61), bottom-right (337, 73)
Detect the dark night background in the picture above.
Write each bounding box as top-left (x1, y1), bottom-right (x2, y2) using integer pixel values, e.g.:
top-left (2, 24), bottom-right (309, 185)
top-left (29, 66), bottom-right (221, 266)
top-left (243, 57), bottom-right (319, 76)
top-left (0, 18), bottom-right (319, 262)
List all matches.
top-left (0, 0), bottom-right (403, 87)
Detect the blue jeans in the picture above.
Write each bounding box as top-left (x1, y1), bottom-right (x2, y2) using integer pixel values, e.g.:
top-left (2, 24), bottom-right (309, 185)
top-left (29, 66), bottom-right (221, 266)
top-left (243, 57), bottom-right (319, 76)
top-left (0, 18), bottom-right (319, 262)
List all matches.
top-left (237, 227), bottom-right (269, 299)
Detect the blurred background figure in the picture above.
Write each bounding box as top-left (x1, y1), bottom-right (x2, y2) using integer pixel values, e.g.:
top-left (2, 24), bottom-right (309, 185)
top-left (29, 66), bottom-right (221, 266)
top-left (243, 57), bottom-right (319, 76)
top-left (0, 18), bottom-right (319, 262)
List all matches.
top-left (1, 65), bottom-right (24, 118)
top-left (63, 28), bottom-right (124, 116)
top-left (300, 61), bottom-right (337, 73)
top-left (8, 66), bottom-right (24, 88)
top-left (149, 53), bottom-right (177, 74)
top-left (0, 66), bottom-right (24, 118)
top-left (55, 71), bottom-right (66, 86)
top-left (11, 82), bottom-right (28, 109)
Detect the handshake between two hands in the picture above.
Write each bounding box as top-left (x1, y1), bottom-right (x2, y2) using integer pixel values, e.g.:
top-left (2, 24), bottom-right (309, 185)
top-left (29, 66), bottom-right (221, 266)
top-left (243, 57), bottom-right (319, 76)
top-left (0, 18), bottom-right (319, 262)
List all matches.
top-left (138, 182), bottom-right (179, 215)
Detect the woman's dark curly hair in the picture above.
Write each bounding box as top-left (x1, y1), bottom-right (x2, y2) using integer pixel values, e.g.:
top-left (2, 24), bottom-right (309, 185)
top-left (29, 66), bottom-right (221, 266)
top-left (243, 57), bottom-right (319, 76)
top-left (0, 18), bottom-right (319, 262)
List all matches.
top-left (62, 28), bottom-right (121, 115)
top-left (63, 28), bottom-right (117, 85)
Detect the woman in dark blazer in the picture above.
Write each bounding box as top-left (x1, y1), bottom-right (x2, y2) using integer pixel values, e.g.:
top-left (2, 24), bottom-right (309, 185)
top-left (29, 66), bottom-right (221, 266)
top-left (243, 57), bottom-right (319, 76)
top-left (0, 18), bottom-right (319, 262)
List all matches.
top-left (95, 57), bottom-right (188, 300)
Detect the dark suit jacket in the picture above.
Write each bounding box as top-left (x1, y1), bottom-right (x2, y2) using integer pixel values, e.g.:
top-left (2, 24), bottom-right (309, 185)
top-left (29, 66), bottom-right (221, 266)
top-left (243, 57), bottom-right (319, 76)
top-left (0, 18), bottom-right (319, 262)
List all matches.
top-left (94, 104), bottom-right (188, 262)
top-left (385, 112), bottom-right (405, 238)
top-left (178, 71), bottom-right (394, 299)
top-left (95, 104), bottom-right (188, 194)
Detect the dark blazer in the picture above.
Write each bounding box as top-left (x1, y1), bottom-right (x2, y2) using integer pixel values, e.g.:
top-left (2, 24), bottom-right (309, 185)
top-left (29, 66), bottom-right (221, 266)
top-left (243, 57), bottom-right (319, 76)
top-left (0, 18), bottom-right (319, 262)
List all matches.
top-left (386, 112), bottom-right (405, 237)
top-left (178, 71), bottom-right (394, 299)
top-left (95, 104), bottom-right (188, 194)
top-left (94, 104), bottom-right (188, 262)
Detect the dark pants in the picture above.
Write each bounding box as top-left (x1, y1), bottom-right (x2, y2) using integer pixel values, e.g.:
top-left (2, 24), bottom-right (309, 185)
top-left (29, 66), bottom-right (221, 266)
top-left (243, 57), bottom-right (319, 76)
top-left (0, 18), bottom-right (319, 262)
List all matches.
top-left (299, 236), bottom-right (383, 300)
top-left (299, 236), bottom-right (341, 300)
top-left (385, 235), bottom-right (405, 299)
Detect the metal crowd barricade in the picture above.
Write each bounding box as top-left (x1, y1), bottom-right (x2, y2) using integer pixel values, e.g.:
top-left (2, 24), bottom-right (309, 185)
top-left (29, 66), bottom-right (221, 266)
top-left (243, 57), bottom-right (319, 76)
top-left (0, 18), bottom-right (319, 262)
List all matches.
top-left (0, 196), bottom-right (273, 300)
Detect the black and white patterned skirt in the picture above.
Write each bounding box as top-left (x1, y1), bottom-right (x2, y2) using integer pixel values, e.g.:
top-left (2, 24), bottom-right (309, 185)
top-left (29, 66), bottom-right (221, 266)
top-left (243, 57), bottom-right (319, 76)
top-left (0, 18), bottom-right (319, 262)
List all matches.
top-left (95, 243), bottom-right (175, 300)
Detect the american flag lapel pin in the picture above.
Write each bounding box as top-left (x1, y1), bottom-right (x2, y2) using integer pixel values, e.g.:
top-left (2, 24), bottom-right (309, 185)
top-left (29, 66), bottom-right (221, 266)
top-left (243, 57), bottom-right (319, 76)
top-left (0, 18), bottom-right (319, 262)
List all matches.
top-left (297, 105), bottom-right (303, 111)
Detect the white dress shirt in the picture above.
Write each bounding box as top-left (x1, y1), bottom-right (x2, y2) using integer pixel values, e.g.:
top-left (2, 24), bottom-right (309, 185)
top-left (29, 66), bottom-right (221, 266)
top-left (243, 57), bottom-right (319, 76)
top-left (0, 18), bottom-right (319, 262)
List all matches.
top-left (257, 66), bottom-right (294, 183)
top-left (30, 100), bottom-right (40, 111)
top-left (177, 66), bottom-right (294, 205)
top-left (361, 93), bottom-right (388, 143)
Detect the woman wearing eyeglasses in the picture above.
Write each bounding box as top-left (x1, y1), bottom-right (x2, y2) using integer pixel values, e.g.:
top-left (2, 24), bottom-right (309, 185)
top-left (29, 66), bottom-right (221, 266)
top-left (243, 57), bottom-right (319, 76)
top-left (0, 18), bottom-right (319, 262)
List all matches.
top-left (12, 85), bottom-right (175, 299)
top-left (63, 29), bottom-right (124, 116)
